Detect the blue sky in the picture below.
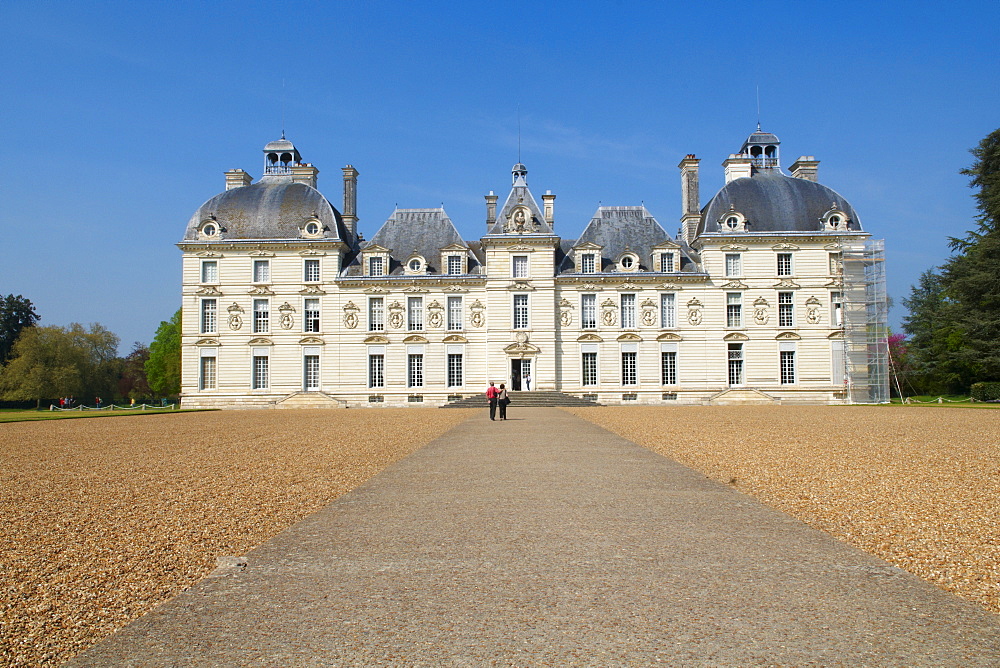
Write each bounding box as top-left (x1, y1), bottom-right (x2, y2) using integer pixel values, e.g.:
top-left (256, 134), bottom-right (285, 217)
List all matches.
top-left (2, 1), bottom-right (998, 350)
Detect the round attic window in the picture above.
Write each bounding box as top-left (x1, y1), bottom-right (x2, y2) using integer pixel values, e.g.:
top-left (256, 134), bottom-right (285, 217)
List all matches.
top-left (620, 256), bottom-right (634, 269)
top-left (202, 223), bottom-right (217, 237)
top-left (829, 216), bottom-right (841, 228)
top-left (726, 216), bottom-right (740, 229)
top-left (408, 258), bottom-right (423, 272)
top-left (305, 221), bottom-right (320, 235)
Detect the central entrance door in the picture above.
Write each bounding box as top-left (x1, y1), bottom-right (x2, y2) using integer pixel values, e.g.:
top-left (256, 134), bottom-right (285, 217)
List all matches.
top-left (510, 359), bottom-right (522, 390)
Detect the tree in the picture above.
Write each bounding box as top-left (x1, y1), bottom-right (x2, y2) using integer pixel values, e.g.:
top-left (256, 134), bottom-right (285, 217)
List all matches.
top-left (958, 127), bottom-right (1000, 235)
top-left (118, 342), bottom-right (152, 400)
top-left (0, 323), bottom-right (120, 408)
top-left (146, 309), bottom-right (181, 397)
top-left (0, 294), bottom-right (40, 365)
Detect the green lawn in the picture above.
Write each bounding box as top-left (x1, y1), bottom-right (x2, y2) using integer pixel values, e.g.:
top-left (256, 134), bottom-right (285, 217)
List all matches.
top-left (0, 407), bottom-right (210, 423)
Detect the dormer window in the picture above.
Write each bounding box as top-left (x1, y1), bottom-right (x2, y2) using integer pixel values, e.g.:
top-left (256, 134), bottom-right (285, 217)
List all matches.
top-left (660, 252), bottom-right (675, 273)
top-left (618, 253), bottom-right (639, 272)
top-left (405, 256), bottom-right (426, 275)
top-left (197, 219), bottom-right (222, 240)
top-left (369, 256), bottom-right (385, 277)
top-left (821, 206), bottom-right (851, 231)
top-left (580, 254), bottom-right (596, 274)
top-left (203, 223), bottom-right (218, 237)
top-left (719, 209), bottom-right (747, 232)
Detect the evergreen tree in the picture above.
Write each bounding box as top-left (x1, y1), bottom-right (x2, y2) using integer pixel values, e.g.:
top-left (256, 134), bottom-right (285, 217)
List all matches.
top-left (146, 309), bottom-right (181, 397)
top-left (0, 294), bottom-right (40, 365)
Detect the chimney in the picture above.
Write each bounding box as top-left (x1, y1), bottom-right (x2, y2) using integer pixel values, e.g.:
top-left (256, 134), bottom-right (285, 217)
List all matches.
top-left (225, 169), bottom-right (252, 190)
top-left (679, 155), bottom-right (701, 245)
top-left (723, 153), bottom-right (753, 183)
top-left (542, 190), bottom-right (556, 227)
top-left (342, 165), bottom-right (359, 237)
top-left (790, 156), bottom-right (820, 182)
top-left (485, 191), bottom-right (498, 232)
top-left (290, 163), bottom-right (318, 189)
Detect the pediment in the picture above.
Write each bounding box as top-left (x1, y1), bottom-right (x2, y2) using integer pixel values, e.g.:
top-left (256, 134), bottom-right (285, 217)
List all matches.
top-left (773, 279), bottom-right (800, 289)
top-left (771, 243), bottom-right (800, 250)
top-left (362, 244), bottom-right (391, 254)
top-left (506, 245), bottom-right (535, 252)
top-left (363, 335), bottom-right (390, 344)
top-left (573, 241), bottom-right (603, 251)
top-left (557, 298), bottom-right (574, 309)
top-left (195, 286), bottom-right (223, 296)
top-left (299, 285), bottom-right (326, 295)
top-left (402, 335), bottom-right (428, 343)
top-left (402, 285), bottom-right (429, 293)
top-left (721, 280), bottom-right (749, 289)
top-left (248, 250), bottom-right (275, 257)
top-left (576, 333), bottom-right (604, 342)
top-left (503, 341), bottom-right (541, 354)
top-left (723, 332), bottom-right (749, 342)
top-left (441, 242), bottom-right (468, 251)
top-left (507, 281), bottom-right (535, 291)
top-left (579, 283), bottom-right (602, 291)
top-left (656, 332), bottom-right (683, 341)
top-left (442, 334), bottom-right (468, 343)
top-left (720, 245), bottom-right (748, 251)
top-left (616, 333), bottom-right (642, 342)
top-left (824, 243), bottom-right (842, 250)
top-left (195, 251), bottom-right (221, 257)
top-left (659, 283), bottom-right (680, 290)
top-left (248, 286), bottom-right (275, 295)
top-left (776, 332), bottom-right (801, 340)
top-left (364, 286), bottom-right (389, 294)
top-left (616, 282), bottom-right (641, 291)
top-left (444, 285), bottom-right (469, 292)
top-left (651, 240), bottom-right (680, 250)
top-left (298, 249), bottom-right (327, 256)
top-left (298, 336), bottom-right (325, 345)
top-left (827, 331), bottom-right (844, 339)
top-left (195, 338), bottom-right (220, 346)
top-left (248, 337), bottom-right (273, 345)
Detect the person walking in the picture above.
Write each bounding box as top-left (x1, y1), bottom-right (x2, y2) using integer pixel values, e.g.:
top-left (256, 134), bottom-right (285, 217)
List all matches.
top-left (497, 383), bottom-right (510, 420)
top-left (523, 372), bottom-right (532, 391)
top-left (486, 382), bottom-right (499, 421)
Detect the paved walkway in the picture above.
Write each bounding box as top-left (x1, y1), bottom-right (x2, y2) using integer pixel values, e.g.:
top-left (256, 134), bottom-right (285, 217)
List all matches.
top-left (71, 408), bottom-right (1000, 666)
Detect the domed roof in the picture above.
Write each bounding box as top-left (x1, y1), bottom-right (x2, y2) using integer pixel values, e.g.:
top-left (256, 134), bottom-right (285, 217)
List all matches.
top-left (183, 177), bottom-right (344, 241)
top-left (700, 172), bottom-right (861, 235)
top-left (744, 130), bottom-right (780, 146)
top-left (263, 138), bottom-right (296, 152)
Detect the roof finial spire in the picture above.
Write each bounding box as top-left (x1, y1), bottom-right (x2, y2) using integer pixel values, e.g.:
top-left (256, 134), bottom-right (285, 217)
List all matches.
top-left (281, 79), bottom-right (286, 140)
top-left (517, 104), bottom-right (521, 164)
top-left (756, 84), bottom-right (761, 132)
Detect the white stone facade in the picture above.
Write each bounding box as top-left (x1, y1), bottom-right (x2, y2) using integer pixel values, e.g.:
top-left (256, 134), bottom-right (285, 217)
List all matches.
top-left (179, 130), bottom-right (881, 408)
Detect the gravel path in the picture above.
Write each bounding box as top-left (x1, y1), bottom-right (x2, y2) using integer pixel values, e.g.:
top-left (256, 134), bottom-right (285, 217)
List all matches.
top-left (568, 405), bottom-right (1000, 617)
top-left (0, 409), bottom-right (474, 667)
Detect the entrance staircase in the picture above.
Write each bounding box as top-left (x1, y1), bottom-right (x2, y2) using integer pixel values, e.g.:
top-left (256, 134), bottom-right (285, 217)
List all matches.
top-left (442, 391), bottom-right (602, 408)
top-left (276, 391), bottom-right (346, 409)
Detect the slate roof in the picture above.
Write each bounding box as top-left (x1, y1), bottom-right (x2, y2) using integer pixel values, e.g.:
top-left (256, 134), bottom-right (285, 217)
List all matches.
top-left (699, 172), bottom-right (861, 236)
top-left (183, 175), bottom-right (347, 242)
top-left (559, 206), bottom-right (697, 274)
top-left (485, 171), bottom-right (555, 236)
top-left (344, 208), bottom-right (481, 276)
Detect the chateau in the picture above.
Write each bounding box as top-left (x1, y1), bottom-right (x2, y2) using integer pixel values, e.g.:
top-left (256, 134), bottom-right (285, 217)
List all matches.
top-left (178, 129), bottom-right (888, 408)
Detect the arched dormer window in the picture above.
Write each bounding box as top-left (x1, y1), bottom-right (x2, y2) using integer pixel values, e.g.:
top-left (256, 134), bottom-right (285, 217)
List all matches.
top-left (821, 205), bottom-right (851, 231)
top-left (405, 254), bottom-right (427, 275)
top-left (198, 218), bottom-right (223, 240)
top-left (718, 208), bottom-right (747, 233)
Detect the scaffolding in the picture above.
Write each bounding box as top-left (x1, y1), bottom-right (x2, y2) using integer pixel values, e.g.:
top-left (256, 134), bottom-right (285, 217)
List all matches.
top-left (840, 238), bottom-right (890, 403)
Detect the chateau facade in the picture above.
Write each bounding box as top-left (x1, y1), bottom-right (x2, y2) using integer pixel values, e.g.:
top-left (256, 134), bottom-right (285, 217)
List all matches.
top-left (178, 129), bottom-right (887, 408)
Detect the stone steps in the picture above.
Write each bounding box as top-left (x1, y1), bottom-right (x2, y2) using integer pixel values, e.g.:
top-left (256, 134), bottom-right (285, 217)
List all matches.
top-left (442, 391), bottom-right (602, 408)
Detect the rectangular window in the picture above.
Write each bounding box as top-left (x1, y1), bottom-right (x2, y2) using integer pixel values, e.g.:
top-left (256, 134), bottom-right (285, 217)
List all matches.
top-left (776, 253), bottom-right (793, 277)
top-left (582, 294), bottom-right (597, 329)
top-left (513, 294), bottom-right (529, 329)
top-left (369, 297), bottom-right (384, 332)
top-left (512, 255), bottom-right (528, 278)
top-left (200, 299), bottom-right (217, 334)
top-left (304, 298), bottom-right (320, 332)
top-left (447, 296), bottom-right (463, 330)
top-left (726, 293), bottom-right (742, 328)
top-left (831, 292), bottom-right (844, 327)
top-left (252, 355), bottom-right (269, 389)
top-left (829, 252), bottom-right (843, 275)
top-left (728, 343), bottom-right (744, 386)
top-left (407, 297), bottom-right (423, 331)
top-left (304, 355), bottom-right (320, 390)
top-left (447, 353), bottom-right (463, 387)
top-left (582, 351), bottom-right (598, 386)
top-left (780, 350), bottom-right (796, 384)
top-left (725, 253), bottom-right (741, 277)
top-left (447, 255), bottom-right (463, 275)
top-left (253, 259), bottom-right (270, 283)
top-left (304, 259), bottom-right (320, 282)
top-left (253, 299), bottom-right (269, 333)
top-left (199, 355), bottom-right (217, 390)
top-left (621, 351), bottom-right (637, 386)
top-left (621, 294), bottom-right (636, 329)
top-left (580, 254), bottom-right (595, 274)
top-left (661, 351), bottom-right (677, 385)
top-left (369, 256), bottom-right (385, 277)
top-left (407, 354), bottom-right (424, 387)
top-left (660, 293), bottom-right (676, 328)
top-left (778, 292), bottom-right (794, 327)
top-left (661, 252), bottom-right (675, 273)
top-left (368, 354), bottom-right (385, 388)
top-left (201, 260), bottom-right (218, 283)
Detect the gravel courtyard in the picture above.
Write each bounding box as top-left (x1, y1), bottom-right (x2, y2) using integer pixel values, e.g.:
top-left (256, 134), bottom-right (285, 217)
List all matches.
top-left (3, 405), bottom-right (999, 666)
top-left (0, 409), bottom-right (474, 667)
top-left (570, 405), bottom-right (1000, 618)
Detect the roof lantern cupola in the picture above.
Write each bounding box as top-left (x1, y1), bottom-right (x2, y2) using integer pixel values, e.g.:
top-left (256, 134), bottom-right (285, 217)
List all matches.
top-left (263, 133), bottom-right (302, 176)
top-left (740, 125), bottom-right (780, 172)
top-left (512, 162), bottom-right (528, 186)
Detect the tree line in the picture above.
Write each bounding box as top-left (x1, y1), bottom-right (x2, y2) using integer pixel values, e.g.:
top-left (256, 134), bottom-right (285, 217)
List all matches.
top-left (0, 299), bottom-right (182, 408)
top-left (899, 128), bottom-right (1000, 395)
